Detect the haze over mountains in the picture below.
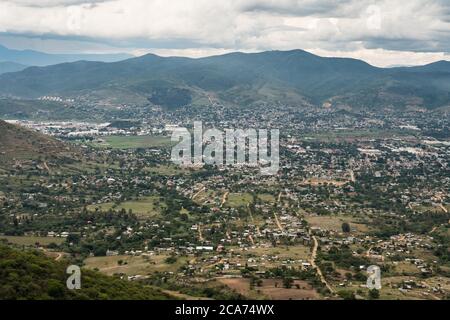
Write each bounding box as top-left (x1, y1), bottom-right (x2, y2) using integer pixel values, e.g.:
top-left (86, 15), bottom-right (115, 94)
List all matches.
top-left (0, 61), bottom-right (28, 75)
top-left (0, 45), bottom-right (132, 67)
top-left (0, 49), bottom-right (449, 110)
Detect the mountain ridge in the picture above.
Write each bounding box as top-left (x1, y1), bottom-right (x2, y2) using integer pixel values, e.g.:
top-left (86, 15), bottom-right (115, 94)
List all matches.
top-left (0, 44), bottom-right (132, 66)
top-left (0, 49), bottom-right (449, 109)
top-left (0, 61), bottom-right (28, 75)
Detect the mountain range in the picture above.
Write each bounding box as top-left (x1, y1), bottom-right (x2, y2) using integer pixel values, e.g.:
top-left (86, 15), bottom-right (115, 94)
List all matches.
top-left (0, 61), bottom-right (28, 75)
top-left (0, 49), bottom-right (449, 110)
top-left (0, 44), bottom-right (132, 67)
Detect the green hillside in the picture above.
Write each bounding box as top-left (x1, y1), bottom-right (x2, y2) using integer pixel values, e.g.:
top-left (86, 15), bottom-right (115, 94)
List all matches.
top-left (0, 244), bottom-right (173, 300)
top-left (0, 50), bottom-right (449, 109)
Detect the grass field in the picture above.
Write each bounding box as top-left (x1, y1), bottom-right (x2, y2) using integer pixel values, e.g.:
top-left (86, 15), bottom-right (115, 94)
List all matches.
top-left (193, 189), bottom-right (219, 206)
top-left (305, 215), bottom-right (370, 233)
top-left (218, 278), bottom-right (320, 300)
top-left (84, 254), bottom-right (188, 276)
top-left (246, 245), bottom-right (311, 261)
top-left (226, 193), bottom-right (254, 208)
top-left (87, 196), bottom-right (165, 219)
top-left (91, 135), bottom-right (172, 149)
top-left (0, 236), bottom-right (65, 246)
top-left (257, 193), bottom-right (276, 203)
top-left (393, 262), bottom-right (423, 275)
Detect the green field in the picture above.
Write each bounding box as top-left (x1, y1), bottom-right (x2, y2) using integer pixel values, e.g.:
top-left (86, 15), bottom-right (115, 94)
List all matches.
top-left (87, 196), bottom-right (165, 219)
top-left (0, 236), bottom-right (65, 246)
top-left (226, 193), bottom-right (254, 208)
top-left (84, 254), bottom-right (189, 276)
top-left (257, 193), bottom-right (276, 203)
top-left (91, 135), bottom-right (172, 149)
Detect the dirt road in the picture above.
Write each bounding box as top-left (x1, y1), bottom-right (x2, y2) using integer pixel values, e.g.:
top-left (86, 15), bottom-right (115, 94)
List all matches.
top-left (310, 235), bottom-right (335, 294)
top-left (220, 191), bottom-right (229, 207)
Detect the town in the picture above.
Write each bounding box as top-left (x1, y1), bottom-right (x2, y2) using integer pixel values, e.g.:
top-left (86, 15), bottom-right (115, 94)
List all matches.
top-left (1, 101), bottom-right (448, 300)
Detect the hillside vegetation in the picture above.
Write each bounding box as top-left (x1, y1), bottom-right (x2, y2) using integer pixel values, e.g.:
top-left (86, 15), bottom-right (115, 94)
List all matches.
top-left (0, 50), bottom-right (449, 109)
top-left (0, 244), bottom-right (173, 300)
top-left (0, 119), bottom-right (78, 167)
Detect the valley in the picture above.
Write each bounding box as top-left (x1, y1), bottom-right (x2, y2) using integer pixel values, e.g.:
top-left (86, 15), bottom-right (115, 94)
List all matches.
top-left (0, 96), bottom-right (448, 300)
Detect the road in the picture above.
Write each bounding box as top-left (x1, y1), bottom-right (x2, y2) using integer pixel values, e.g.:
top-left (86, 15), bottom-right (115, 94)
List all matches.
top-left (247, 204), bottom-right (262, 236)
top-left (273, 212), bottom-right (284, 232)
top-left (220, 191), bottom-right (229, 207)
top-left (198, 224), bottom-right (204, 242)
top-left (310, 235), bottom-right (335, 294)
top-left (191, 186), bottom-right (206, 200)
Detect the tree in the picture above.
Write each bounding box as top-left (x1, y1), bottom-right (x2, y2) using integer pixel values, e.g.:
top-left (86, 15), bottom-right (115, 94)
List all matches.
top-left (47, 279), bottom-right (65, 299)
top-left (67, 233), bottom-right (80, 244)
top-left (342, 222), bottom-right (351, 233)
top-left (282, 277), bottom-right (294, 289)
top-left (368, 289), bottom-right (380, 300)
top-left (338, 290), bottom-right (356, 300)
top-left (165, 256), bottom-right (177, 264)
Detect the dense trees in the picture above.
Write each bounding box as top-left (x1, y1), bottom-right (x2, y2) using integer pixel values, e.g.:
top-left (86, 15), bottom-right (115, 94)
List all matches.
top-left (0, 245), bottom-right (172, 300)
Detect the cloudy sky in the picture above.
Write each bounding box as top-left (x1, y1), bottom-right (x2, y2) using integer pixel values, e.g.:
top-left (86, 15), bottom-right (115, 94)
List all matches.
top-left (0, 0), bottom-right (449, 66)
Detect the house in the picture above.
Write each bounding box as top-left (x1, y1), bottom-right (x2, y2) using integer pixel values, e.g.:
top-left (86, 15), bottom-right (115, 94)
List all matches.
top-left (106, 250), bottom-right (119, 256)
top-left (301, 262), bottom-right (312, 270)
top-left (196, 246), bottom-right (214, 251)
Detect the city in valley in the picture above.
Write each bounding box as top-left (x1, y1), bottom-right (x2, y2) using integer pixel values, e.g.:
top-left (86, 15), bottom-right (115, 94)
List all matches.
top-left (1, 97), bottom-right (448, 300)
top-left (0, 1), bottom-right (449, 302)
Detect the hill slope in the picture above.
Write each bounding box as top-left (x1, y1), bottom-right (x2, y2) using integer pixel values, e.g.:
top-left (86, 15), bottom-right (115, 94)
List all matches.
top-left (0, 120), bottom-right (77, 166)
top-left (0, 244), bottom-right (173, 300)
top-left (0, 50), bottom-right (449, 109)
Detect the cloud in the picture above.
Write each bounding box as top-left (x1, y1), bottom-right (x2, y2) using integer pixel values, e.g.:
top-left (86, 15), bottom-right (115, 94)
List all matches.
top-left (0, 0), bottom-right (449, 66)
top-left (239, 0), bottom-right (358, 17)
top-left (3, 0), bottom-right (109, 7)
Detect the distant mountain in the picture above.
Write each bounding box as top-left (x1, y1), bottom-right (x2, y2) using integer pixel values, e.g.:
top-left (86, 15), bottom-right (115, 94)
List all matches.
top-left (397, 60), bottom-right (450, 73)
top-left (0, 98), bottom-right (104, 121)
top-left (0, 44), bottom-right (132, 66)
top-left (0, 61), bottom-right (28, 75)
top-left (0, 49), bottom-right (449, 109)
